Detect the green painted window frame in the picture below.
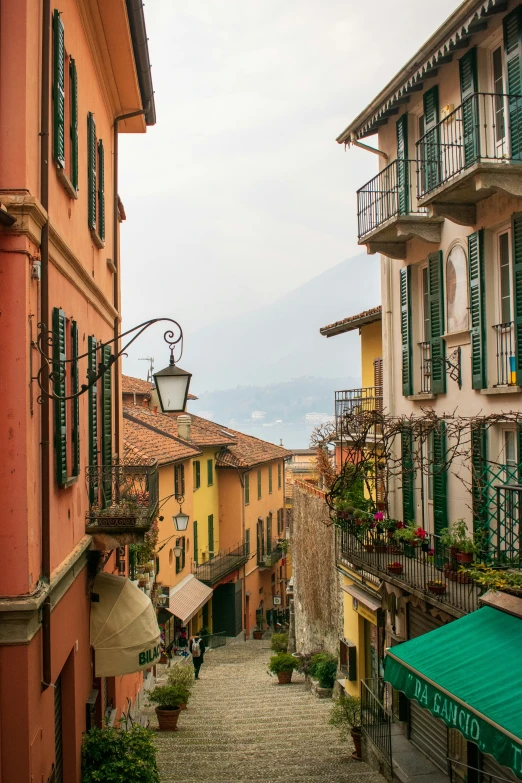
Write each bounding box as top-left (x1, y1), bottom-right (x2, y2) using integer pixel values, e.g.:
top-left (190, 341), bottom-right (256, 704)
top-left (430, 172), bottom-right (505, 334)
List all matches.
top-left (245, 528), bottom-right (250, 555)
top-left (193, 521), bottom-right (198, 565)
top-left (244, 473), bottom-right (250, 505)
top-left (98, 139), bottom-right (105, 241)
top-left (207, 458), bottom-right (213, 486)
top-left (268, 465), bottom-right (273, 494)
top-left (52, 10), bottom-right (65, 169)
top-left (193, 460), bottom-right (201, 490)
top-left (208, 515), bottom-right (214, 558)
top-left (53, 308), bottom-right (81, 487)
top-left (278, 461), bottom-right (282, 489)
top-left (175, 463), bottom-right (185, 498)
top-left (257, 469), bottom-right (262, 500)
top-left (70, 58), bottom-right (78, 191)
top-left (87, 112), bottom-right (96, 231)
top-left (428, 250), bottom-right (446, 395)
top-left (88, 335), bottom-right (98, 503)
top-left (401, 426), bottom-right (415, 523)
top-left (512, 212), bottom-right (522, 384)
top-left (468, 230), bottom-right (487, 389)
top-left (400, 266), bottom-right (413, 396)
top-left (71, 320), bottom-right (80, 477)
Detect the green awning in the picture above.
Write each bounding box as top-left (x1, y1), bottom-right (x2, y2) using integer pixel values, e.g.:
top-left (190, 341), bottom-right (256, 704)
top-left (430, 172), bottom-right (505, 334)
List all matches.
top-left (384, 606), bottom-right (522, 778)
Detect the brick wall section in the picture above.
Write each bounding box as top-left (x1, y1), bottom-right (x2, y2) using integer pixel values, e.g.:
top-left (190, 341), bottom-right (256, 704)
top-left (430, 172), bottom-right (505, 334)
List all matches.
top-left (292, 481), bottom-right (342, 655)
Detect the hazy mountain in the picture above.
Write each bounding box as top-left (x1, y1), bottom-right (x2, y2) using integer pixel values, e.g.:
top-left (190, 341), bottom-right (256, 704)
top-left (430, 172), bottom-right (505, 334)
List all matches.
top-left (183, 252), bottom-right (380, 392)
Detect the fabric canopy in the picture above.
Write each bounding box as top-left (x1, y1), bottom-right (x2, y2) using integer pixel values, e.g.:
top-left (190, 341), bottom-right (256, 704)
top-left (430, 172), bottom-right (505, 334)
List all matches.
top-left (384, 606), bottom-right (522, 778)
top-left (91, 573), bottom-right (161, 677)
top-left (168, 574), bottom-right (213, 626)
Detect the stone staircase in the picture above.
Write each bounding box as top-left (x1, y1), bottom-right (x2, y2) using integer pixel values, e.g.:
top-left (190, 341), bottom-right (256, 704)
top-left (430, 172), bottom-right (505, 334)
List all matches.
top-left (143, 640), bottom-right (387, 783)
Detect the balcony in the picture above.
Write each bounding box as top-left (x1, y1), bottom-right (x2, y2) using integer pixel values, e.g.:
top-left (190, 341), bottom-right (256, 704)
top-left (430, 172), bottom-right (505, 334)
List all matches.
top-left (416, 92), bottom-right (522, 225)
top-left (357, 159), bottom-right (443, 259)
top-left (335, 387), bottom-right (383, 438)
top-left (258, 540), bottom-right (283, 569)
top-left (493, 321), bottom-right (516, 387)
top-left (193, 542), bottom-right (249, 585)
top-left (418, 342), bottom-right (432, 394)
top-left (86, 460), bottom-right (159, 545)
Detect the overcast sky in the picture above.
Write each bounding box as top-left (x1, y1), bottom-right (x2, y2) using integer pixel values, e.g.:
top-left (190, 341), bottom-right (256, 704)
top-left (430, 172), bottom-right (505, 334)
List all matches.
top-left (119, 0), bottom-right (456, 381)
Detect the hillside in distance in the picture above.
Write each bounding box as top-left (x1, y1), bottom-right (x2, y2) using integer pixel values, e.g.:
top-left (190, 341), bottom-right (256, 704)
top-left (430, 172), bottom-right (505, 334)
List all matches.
top-left (183, 252), bottom-right (380, 392)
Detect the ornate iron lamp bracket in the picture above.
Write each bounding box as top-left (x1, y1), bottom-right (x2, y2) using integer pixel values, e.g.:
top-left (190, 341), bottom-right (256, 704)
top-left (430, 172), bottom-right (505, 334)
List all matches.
top-left (432, 347), bottom-right (461, 389)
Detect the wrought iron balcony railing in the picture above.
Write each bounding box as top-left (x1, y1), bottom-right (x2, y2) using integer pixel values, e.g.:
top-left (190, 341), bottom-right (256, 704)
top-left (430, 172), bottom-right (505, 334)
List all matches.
top-left (357, 159), bottom-right (427, 239)
top-left (337, 525), bottom-right (481, 615)
top-left (418, 341), bottom-right (432, 393)
top-left (86, 460), bottom-right (159, 534)
top-left (493, 321), bottom-right (516, 386)
top-left (416, 92), bottom-right (522, 199)
top-left (258, 540), bottom-right (283, 568)
top-left (361, 678), bottom-right (392, 769)
top-left (193, 542), bottom-right (249, 585)
top-left (335, 387), bottom-right (383, 433)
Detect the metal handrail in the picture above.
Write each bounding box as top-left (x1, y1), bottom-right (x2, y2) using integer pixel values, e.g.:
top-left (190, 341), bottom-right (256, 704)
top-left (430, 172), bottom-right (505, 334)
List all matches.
top-left (493, 321), bottom-right (515, 386)
top-left (193, 541), bottom-right (249, 584)
top-left (357, 159), bottom-right (427, 239)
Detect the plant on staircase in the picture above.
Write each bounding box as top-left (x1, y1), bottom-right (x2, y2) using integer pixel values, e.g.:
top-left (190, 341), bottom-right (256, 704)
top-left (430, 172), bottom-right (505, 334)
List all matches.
top-left (313, 653), bottom-right (337, 689)
top-left (268, 652), bottom-right (299, 684)
top-left (329, 693), bottom-right (363, 760)
top-left (166, 665), bottom-right (195, 708)
top-left (82, 725), bottom-right (160, 783)
top-left (149, 684), bottom-right (190, 731)
top-left (270, 632), bottom-right (289, 653)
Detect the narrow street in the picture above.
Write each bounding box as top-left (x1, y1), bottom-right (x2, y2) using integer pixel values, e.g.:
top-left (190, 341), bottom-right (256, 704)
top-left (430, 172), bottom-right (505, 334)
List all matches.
top-left (146, 641), bottom-right (387, 783)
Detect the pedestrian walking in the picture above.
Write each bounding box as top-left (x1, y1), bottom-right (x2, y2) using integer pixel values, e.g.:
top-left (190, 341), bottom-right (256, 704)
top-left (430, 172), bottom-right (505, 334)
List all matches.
top-left (189, 632), bottom-right (206, 679)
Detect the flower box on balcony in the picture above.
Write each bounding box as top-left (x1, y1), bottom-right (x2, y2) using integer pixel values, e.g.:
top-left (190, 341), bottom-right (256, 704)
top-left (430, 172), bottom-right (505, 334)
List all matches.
top-left (375, 543), bottom-right (388, 554)
top-left (427, 581), bottom-right (447, 596)
top-left (387, 562), bottom-right (403, 575)
top-left (364, 544), bottom-right (374, 553)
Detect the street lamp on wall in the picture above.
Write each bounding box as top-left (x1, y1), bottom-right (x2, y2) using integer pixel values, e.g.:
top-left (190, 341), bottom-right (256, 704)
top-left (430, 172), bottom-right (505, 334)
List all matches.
top-left (31, 317), bottom-right (191, 413)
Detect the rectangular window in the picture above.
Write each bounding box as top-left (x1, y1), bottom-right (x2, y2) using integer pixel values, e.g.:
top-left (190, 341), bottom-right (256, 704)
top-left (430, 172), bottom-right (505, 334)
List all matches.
top-left (257, 469), bottom-right (262, 500)
top-left (504, 430), bottom-right (517, 479)
top-left (52, 10), bottom-right (78, 195)
top-left (193, 521), bottom-right (198, 565)
top-left (193, 461), bottom-right (200, 490)
top-left (175, 537), bottom-right (185, 574)
top-left (245, 528), bottom-right (250, 555)
top-left (499, 232), bottom-right (512, 324)
top-left (278, 462), bottom-right (282, 489)
top-left (207, 458), bottom-right (213, 486)
top-left (98, 139), bottom-right (105, 242)
top-left (208, 515), bottom-right (214, 558)
top-left (52, 10), bottom-right (65, 169)
top-left (245, 473), bottom-right (250, 504)
top-left (53, 308), bottom-right (81, 487)
top-left (87, 112), bottom-right (96, 231)
top-left (268, 465), bottom-right (273, 494)
top-left (175, 464), bottom-right (185, 498)
top-left (266, 514), bottom-right (272, 553)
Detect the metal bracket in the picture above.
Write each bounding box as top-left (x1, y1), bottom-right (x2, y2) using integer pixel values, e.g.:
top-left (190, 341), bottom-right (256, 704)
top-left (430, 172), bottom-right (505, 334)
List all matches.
top-left (433, 347), bottom-right (461, 389)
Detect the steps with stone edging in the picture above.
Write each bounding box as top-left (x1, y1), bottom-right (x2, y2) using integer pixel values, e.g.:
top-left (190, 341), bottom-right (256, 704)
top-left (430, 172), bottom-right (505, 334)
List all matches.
top-left (141, 640), bottom-right (387, 783)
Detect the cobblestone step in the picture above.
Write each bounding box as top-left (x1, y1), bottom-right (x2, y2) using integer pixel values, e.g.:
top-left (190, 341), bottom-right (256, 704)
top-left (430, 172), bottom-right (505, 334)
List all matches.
top-left (147, 642), bottom-right (387, 783)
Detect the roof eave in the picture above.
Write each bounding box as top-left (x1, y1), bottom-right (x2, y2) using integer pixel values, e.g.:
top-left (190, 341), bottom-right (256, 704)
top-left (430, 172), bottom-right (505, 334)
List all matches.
top-left (320, 312), bottom-right (382, 338)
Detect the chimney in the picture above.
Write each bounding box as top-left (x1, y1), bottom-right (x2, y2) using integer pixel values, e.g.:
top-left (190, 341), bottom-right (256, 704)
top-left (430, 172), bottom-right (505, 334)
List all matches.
top-left (153, 405), bottom-right (158, 415)
top-left (178, 414), bottom-right (191, 441)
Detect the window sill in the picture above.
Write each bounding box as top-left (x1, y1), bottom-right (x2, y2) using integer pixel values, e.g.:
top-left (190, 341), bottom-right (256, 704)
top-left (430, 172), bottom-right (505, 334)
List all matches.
top-left (90, 228), bottom-right (105, 249)
top-left (442, 329), bottom-right (470, 348)
top-left (59, 475), bottom-right (79, 489)
top-left (407, 393), bottom-right (436, 401)
top-left (57, 168), bottom-right (78, 200)
top-left (480, 386), bottom-right (522, 395)
top-left (106, 258), bottom-right (117, 274)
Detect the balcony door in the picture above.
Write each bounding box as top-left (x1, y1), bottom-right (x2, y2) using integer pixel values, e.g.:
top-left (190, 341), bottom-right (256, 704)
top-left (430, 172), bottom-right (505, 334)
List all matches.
top-left (396, 114), bottom-right (409, 215)
top-left (495, 229), bottom-right (515, 386)
top-left (459, 48), bottom-right (479, 168)
top-left (492, 46), bottom-right (507, 157)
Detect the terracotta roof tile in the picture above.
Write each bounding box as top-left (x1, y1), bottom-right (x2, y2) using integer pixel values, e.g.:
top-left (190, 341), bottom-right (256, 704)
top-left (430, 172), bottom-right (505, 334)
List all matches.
top-left (122, 374), bottom-right (197, 400)
top-left (123, 415), bottom-right (201, 466)
top-left (125, 406), bottom-right (236, 448)
top-left (216, 427), bottom-right (292, 469)
top-left (320, 305), bottom-right (382, 337)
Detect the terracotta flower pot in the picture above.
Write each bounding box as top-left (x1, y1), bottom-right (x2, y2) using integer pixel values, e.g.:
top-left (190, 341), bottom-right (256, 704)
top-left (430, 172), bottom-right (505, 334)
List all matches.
top-left (363, 544), bottom-right (374, 553)
top-left (155, 706), bottom-right (181, 731)
top-left (428, 582), bottom-right (447, 595)
top-left (351, 728), bottom-right (363, 760)
top-left (180, 703), bottom-right (188, 710)
top-left (456, 551), bottom-right (473, 564)
top-left (444, 562), bottom-right (455, 575)
top-left (375, 544), bottom-right (387, 554)
top-left (277, 670), bottom-right (293, 684)
top-left (387, 564), bottom-right (403, 575)
top-left (457, 572), bottom-right (472, 584)
top-left (253, 630), bottom-right (263, 640)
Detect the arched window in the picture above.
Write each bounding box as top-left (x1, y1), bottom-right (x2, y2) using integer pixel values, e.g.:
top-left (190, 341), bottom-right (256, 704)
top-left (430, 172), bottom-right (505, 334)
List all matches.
top-left (446, 244), bottom-right (468, 333)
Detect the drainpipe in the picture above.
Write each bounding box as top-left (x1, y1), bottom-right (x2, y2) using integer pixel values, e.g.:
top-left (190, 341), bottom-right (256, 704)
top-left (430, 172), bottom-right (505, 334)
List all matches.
top-left (112, 109), bottom-right (147, 458)
top-left (40, 0), bottom-right (52, 690)
top-left (349, 134), bottom-right (388, 161)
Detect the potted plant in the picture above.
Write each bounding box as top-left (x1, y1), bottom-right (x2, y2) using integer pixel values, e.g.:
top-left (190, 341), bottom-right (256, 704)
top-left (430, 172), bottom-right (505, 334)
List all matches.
top-left (440, 519), bottom-right (477, 563)
top-left (268, 652), bottom-right (299, 684)
top-left (387, 561), bottom-right (403, 575)
top-left (271, 632), bottom-right (289, 653)
top-left (166, 665), bottom-right (194, 709)
top-left (148, 684), bottom-right (189, 731)
top-left (427, 580), bottom-right (447, 596)
top-left (314, 654), bottom-right (338, 691)
top-left (82, 725), bottom-right (159, 782)
top-left (329, 693), bottom-right (363, 760)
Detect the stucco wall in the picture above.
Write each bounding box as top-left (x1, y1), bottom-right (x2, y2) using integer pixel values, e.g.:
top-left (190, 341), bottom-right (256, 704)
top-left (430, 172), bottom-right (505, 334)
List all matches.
top-left (291, 483), bottom-right (342, 656)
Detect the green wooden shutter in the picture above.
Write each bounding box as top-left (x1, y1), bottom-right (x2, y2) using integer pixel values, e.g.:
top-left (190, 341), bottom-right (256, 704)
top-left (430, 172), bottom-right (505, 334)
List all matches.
top-left (396, 114), bottom-right (409, 215)
top-left (245, 528), bottom-right (250, 555)
top-left (512, 212), bottom-right (522, 384)
top-left (471, 422), bottom-right (488, 534)
top-left (269, 465), bottom-right (273, 494)
top-left (400, 266), bottom-right (413, 396)
top-left (181, 464), bottom-right (185, 495)
top-left (195, 460), bottom-right (200, 489)
top-left (468, 230), bottom-right (487, 389)
top-left (88, 336), bottom-right (98, 503)
top-left (257, 469), bottom-right (262, 499)
top-left (504, 7), bottom-right (522, 161)
top-left (428, 250), bottom-right (446, 395)
top-left (87, 113), bottom-right (96, 230)
top-left (175, 465), bottom-right (179, 497)
top-left (208, 514), bottom-right (214, 558)
top-left (101, 344), bottom-right (112, 488)
top-left (245, 473), bottom-right (250, 504)
top-left (459, 48), bottom-right (479, 167)
top-left (278, 462), bottom-right (282, 489)
top-left (432, 423), bottom-right (448, 536)
top-left (98, 139), bottom-right (105, 241)
top-left (207, 458), bottom-right (213, 486)
top-left (517, 424), bottom-right (522, 482)
top-left (52, 10), bottom-right (65, 168)
top-left (193, 521), bottom-right (198, 565)
top-left (266, 515), bottom-right (272, 553)
top-left (182, 536), bottom-right (186, 570)
top-left (53, 308), bottom-right (67, 486)
top-left (401, 426), bottom-right (415, 522)
top-left (70, 58), bottom-right (78, 191)
top-left (71, 320), bottom-right (80, 477)
top-left (423, 86), bottom-right (440, 192)
top-left (175, 537), bottom-right (181, 574)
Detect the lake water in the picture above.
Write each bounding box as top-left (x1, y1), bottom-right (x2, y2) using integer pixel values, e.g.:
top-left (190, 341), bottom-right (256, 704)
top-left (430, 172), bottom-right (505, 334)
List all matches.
top-left (229, 421), bottom-right (318, 450)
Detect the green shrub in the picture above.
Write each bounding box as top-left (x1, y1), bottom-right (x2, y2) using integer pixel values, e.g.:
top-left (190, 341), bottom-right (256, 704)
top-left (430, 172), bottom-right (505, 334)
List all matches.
top-left (148, 683), bottom-right (189, 710)
top-left (309, 652), bottom-right (331, 678)
top-left (314, 654), bottom-right (338, 688)
top-left (166, 664), bottom-right (195, 692)
top-left (270, 633), bottom-right (289, 653)
top-left (268, 652), bottom-right (299, 674)
top-left (329, 693), bottom-right (362, 740)
top-left (82, 725), bottom-right (159, 783)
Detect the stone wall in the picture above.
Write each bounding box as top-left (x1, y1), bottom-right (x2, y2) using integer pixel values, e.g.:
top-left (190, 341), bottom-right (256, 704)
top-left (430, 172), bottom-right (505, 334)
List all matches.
top-left (291, 481), bottom-right (342, 655)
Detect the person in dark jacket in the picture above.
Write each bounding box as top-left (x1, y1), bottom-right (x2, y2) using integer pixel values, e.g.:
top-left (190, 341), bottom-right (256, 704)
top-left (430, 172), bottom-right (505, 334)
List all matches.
top-left (189, 632), bottom-right (206, 679)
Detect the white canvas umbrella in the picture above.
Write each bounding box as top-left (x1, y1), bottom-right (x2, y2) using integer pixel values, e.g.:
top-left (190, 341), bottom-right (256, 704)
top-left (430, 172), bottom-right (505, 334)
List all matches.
top-left (91, 572), bottom-right (161, 677)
